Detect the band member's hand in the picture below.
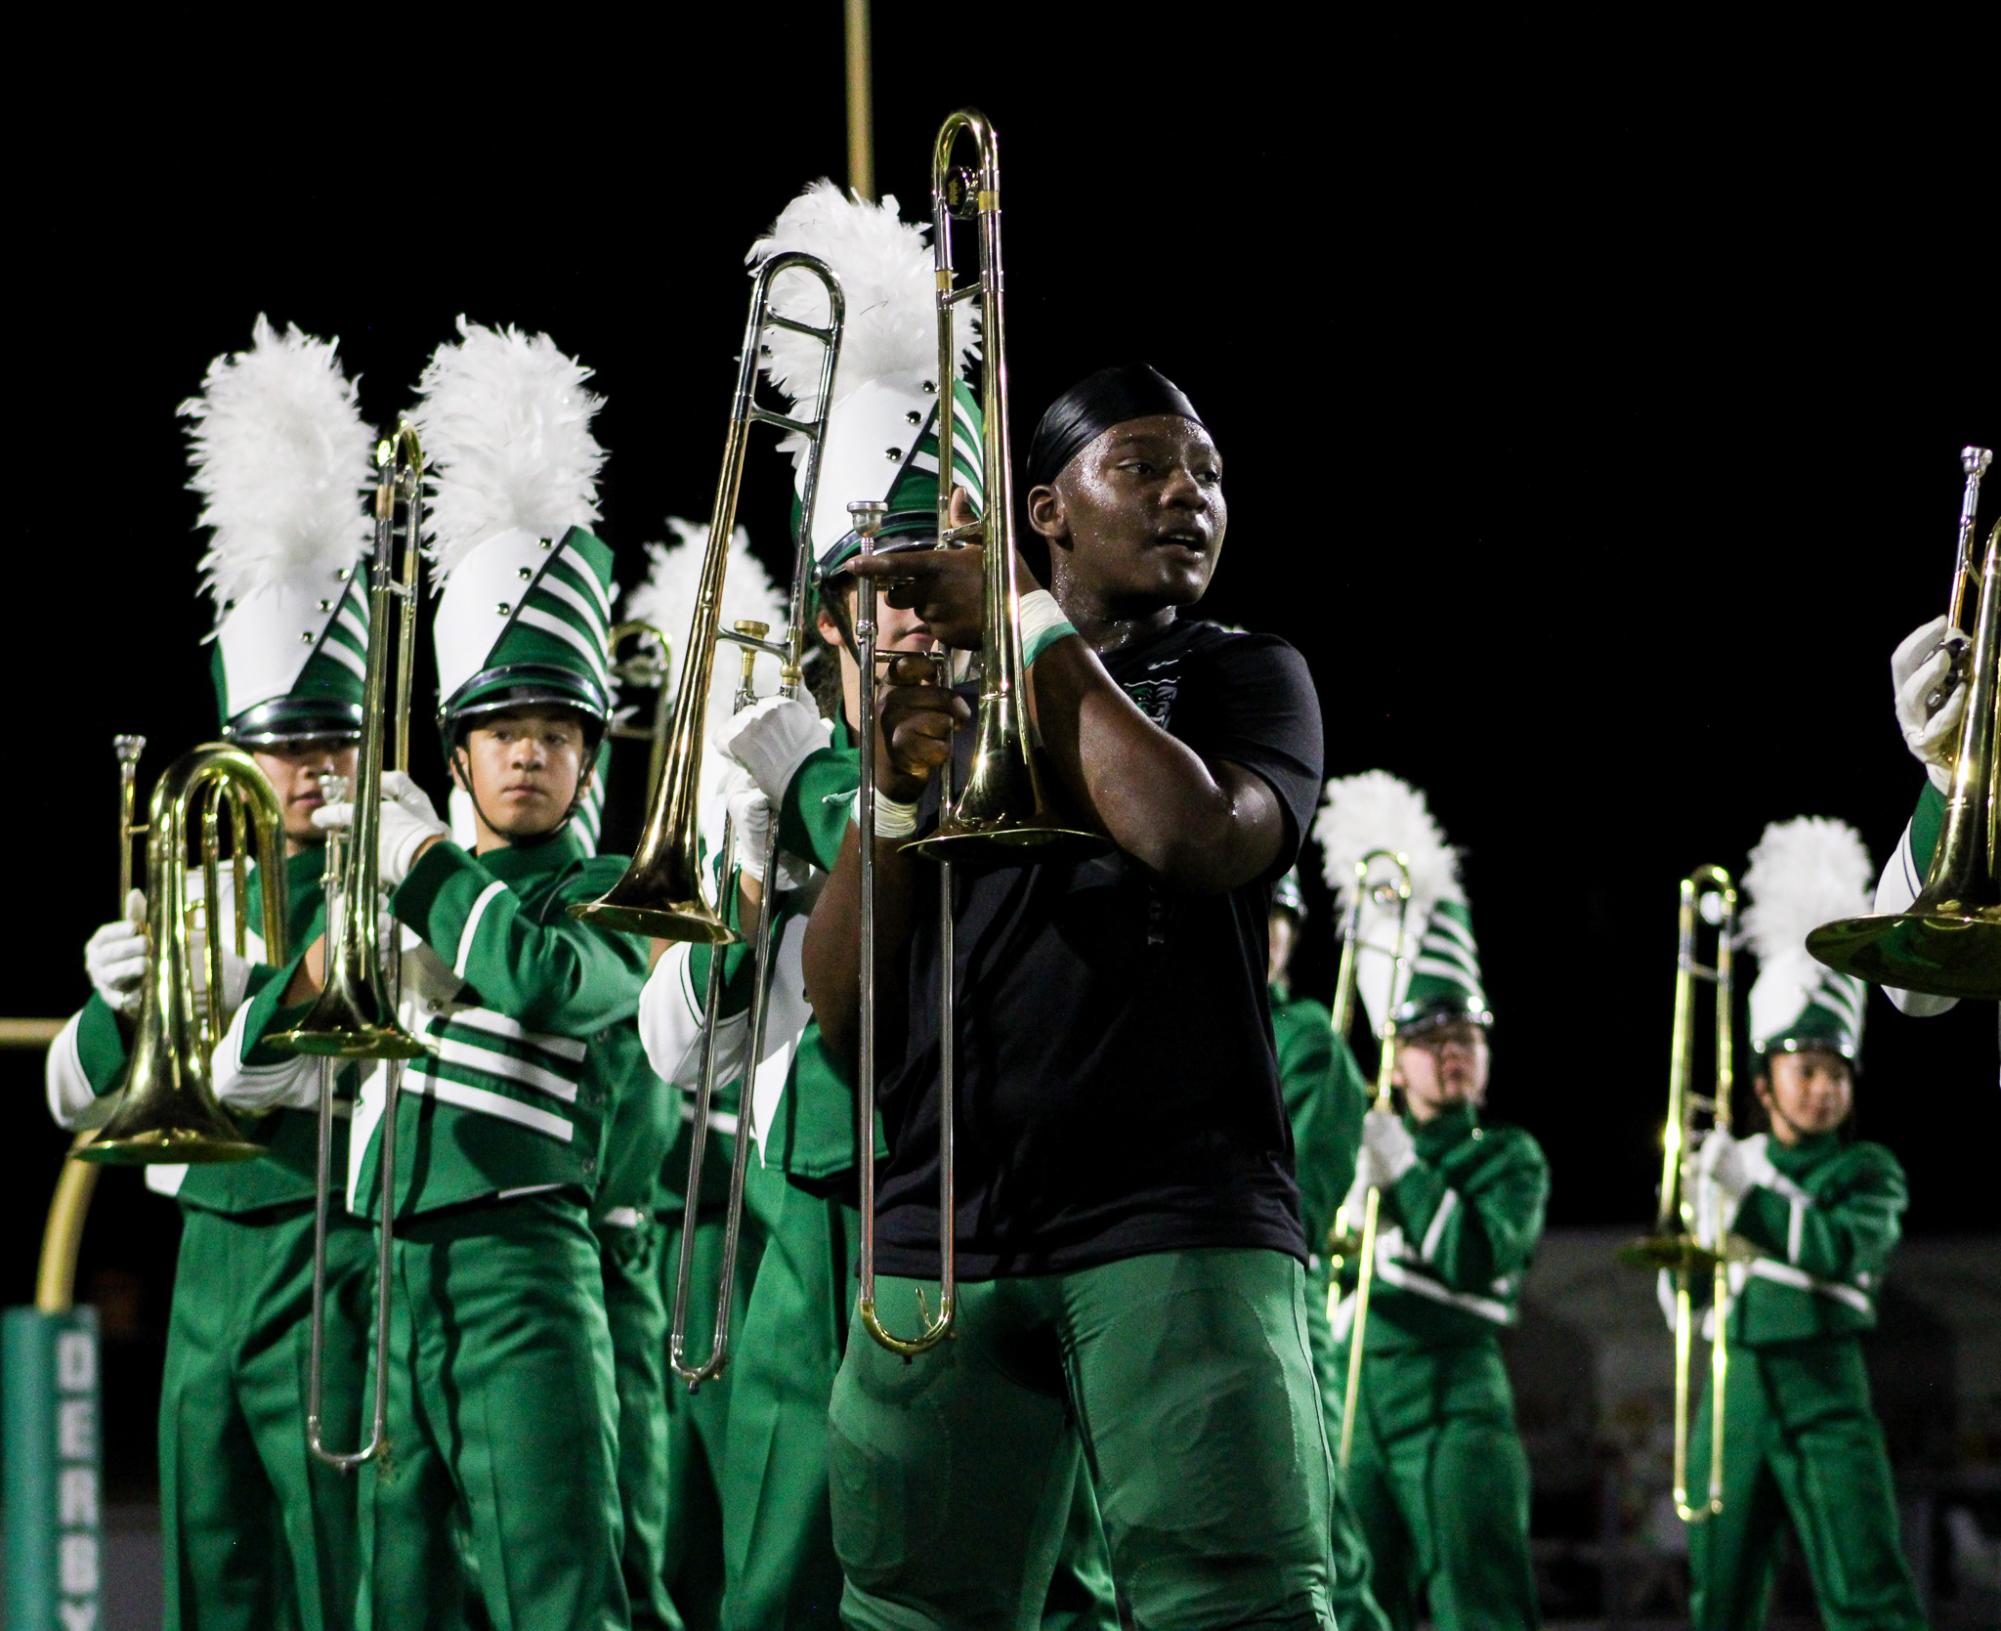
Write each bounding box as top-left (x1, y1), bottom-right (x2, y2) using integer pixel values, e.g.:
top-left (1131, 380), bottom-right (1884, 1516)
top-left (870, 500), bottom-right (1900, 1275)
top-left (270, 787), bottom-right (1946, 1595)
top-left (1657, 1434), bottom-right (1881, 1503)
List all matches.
top-left (718, 762), bottom-right (776, 885)
top-left (84, 891), bottom-right (149, 1018)
top-left (850, 545), bottom-right (985, 650)
top-left (377, 772), bottom-right (450, 887)
top-left (1694, 1126), bottom-right (1773, 1202)
top-left (876, 653), bottom-right (970, 803)
top-left (718, 694), bottom-right (825, 806)
top-left (1358, 1108), bottom-right (1417, 1188)
top-left (1892, 615), bottom-right (1967, 790)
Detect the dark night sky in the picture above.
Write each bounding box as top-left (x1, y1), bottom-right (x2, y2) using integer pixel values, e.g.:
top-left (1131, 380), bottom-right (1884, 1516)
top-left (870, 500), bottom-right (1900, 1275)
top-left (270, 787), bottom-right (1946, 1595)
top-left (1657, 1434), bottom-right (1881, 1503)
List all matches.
top-left (6, 28), bottom-right (1996, 1361)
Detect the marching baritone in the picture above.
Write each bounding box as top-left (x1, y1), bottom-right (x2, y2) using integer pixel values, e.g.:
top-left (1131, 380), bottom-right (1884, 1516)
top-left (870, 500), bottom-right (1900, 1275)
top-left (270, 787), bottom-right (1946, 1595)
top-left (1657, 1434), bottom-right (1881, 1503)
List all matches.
top-left (1315, 771), bottom-right (1546, 1631)
top-left (44, 317), bottom-right (375, 1631)
top-left (803, 363), bottom-right (1337, 1628)
top-left (1266, 868), bottom-right (1391, 1631)
top-left (236, 320), bottom-right (648, 1631)
top-left (1684, 818), bottom-right (1927, 1631)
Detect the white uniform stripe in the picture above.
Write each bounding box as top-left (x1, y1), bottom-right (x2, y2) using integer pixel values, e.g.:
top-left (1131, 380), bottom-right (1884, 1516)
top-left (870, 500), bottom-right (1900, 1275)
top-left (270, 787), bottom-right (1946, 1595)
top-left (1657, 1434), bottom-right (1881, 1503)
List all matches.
top-left (598, 1206), bottom-right (645, 1229)
top-left (1415, 939), bottom-right (1482, 983)
top-left (320, 638), bottom-right (368, 682)
top-left (441, 1005), bottom-right (587, 1062)
top-left (415, 1038), bottom-right (579, 1103)
top-left (679, 1097), bottom-right (740, 1138)
top-left (1429, 912), bottom-right (1478, 954)
top-left (1788, 1196), bottom-right (1806, 1263)
top-left (516, 606), bottom-right (611, 690)
top-left (1421, 1189), bottom-right (1459, 1260)
top-left (1374, 1252), bottom-right (1513, 1325)
top-left (400, 1074), bottom-right (575, 1142)
top-left (561, 552), bottom-right (614, 622)
top-left (455, 882), bottom-right (508, 977)
top-left (536, 570), bottom-right (610, 639)
top-left (1746, 1256), bottom-right (1871, 1315)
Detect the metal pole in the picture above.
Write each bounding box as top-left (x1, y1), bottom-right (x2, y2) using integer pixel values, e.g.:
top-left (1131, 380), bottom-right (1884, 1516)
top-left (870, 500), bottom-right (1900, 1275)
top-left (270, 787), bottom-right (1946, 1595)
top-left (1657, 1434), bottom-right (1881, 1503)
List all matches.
top-left (844, 0), bottom-right (874, 201)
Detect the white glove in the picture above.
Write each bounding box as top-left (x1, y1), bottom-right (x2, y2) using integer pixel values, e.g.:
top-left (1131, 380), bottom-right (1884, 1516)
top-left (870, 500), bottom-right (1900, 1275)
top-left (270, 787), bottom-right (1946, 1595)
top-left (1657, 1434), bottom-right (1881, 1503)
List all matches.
top-left (1892, 615), bottom-right (1968, 792)
top-left (1357, 1108), bottom-right (1418, 1190)
top-left (718, 762), bottom-right (775, 884)
top-left (186, 922), bottom-right (252, 1015)
top-left (1695, 1127), bottom-right (1774, 1204)
top-left (717, 695), bottom-right (826, 807)
top-left (315, 772), bottom-right (449, 889)
top-left (84, 891), bottom-right (149, 1018)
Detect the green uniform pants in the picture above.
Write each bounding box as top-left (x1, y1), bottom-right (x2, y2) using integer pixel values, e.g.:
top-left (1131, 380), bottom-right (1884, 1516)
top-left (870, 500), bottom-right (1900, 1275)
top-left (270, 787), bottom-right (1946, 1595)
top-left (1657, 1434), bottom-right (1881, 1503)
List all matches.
top-left (721, 1170), bottom-right (1121, 1629)
top-left (1341, 1339), bottom-right (1540, 1631)
top-left (659, 1203), bottom-right (765, 1631)
top-left (600, 1219), bottom-right (682, 1630)
top-left (829, 1247), bottom-right (1336, 1631)
top-left (159, 1202), bottom-right (371, 1631)
top-left (357, 1192), bottom-right (627, 1631)
top-left (1689, 1338), bottom-right (1926, 1631)
top-left (1300, 1266), bottom-right (1392, 1631)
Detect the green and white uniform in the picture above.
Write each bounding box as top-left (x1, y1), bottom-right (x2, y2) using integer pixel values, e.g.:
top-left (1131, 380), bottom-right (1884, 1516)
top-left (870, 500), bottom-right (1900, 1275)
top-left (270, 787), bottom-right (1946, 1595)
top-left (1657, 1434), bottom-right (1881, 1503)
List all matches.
top-left (47, 855), bottom-right (372, 1631)
top-left (1329, 1104), bottom-right (1547, 1631)
top-left (1271, 983), bottom-right (1389, 1631)
top-left (1686, 1134), bottom-right (1925, 1629)
top-left (1684, 814), bottom-right (1928, 1630)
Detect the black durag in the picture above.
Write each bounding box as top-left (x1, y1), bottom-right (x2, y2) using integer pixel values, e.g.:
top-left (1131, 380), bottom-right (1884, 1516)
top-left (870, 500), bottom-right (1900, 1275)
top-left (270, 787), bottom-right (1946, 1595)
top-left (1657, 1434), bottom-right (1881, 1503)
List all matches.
top-left (1025, 364), bottom-right (1204, 490)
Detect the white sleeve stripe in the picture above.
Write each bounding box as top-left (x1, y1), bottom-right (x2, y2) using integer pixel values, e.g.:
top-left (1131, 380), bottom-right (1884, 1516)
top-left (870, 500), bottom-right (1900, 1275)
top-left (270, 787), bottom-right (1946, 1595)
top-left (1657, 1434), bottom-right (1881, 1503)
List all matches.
top-left (439, 1004), bottom-right (587, 1061)
top-left (413, 1040), bottom-right (579, 1102)
top-left (1421, 1189), bottom-right (1459, 1260)
top-left (400, 1075), bottom-right (574, 1142)
top-left (455, 882), bottom-right (508, 977)
top-left (1788, 1196), bottom-right (1805, 1264)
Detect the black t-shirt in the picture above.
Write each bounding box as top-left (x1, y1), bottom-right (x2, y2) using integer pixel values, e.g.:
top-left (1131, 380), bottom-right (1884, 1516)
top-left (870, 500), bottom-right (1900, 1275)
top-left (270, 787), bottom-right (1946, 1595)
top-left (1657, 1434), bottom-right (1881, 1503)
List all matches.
top-left (873, 616), bottom-right (1326, 1279)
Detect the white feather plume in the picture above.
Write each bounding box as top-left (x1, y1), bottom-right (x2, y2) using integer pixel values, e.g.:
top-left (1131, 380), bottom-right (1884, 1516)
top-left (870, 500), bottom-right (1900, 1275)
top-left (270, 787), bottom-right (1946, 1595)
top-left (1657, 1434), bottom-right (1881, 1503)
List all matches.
top-left (747, 181), bottom-right (976, 425)
top-left (1312, 770), bottom-right (1463, 915)
top-left (412, 316), bottom-right (605, 581)
top-left (180, 315), bottom-right (373, 619)
top-left (1741, 816), bottom-right (1874, 965)
top-left (623, 520), bottom-right (789, 748)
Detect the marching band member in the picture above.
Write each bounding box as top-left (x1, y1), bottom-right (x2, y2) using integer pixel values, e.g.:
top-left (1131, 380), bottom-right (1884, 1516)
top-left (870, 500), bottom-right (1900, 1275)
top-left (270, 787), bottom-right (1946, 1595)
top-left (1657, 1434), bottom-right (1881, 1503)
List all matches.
top-left (1686, 818), bottom-right (1927, 1631)
top-left (1266, 868), bottom-right (1390, 1631)
top-left (238, 319), bottom-right (648, 1630)
top-left (641, 181), bottom-right (1117, 1628)
top-left (1315, 771), bottom-right (1546, 1631)
top-left (803, 363), bottom-right (1335, 1627)
top-left (44, 317), bottom-right (374, 1631)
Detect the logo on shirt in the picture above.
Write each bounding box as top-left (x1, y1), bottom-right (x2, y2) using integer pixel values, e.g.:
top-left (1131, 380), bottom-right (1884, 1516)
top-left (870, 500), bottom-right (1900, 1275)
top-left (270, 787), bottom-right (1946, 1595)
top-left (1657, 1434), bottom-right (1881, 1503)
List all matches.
top-left (1122, 662), bottom-right (1181, 728)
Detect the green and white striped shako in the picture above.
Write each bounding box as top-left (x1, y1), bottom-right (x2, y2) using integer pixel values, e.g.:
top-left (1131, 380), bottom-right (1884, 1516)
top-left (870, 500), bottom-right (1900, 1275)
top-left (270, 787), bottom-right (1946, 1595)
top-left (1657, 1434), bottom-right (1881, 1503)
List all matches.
top-left (1743, 815), bottom-right (1874, 1061)
top-left (747, 181), bottom-right (983, 579)
top-left (181, 315), bottom-right (375, 744)
top-left (1393, 898), bottom-right (1494, 1034)
top-left (431, 525), bottom-right (615, 730)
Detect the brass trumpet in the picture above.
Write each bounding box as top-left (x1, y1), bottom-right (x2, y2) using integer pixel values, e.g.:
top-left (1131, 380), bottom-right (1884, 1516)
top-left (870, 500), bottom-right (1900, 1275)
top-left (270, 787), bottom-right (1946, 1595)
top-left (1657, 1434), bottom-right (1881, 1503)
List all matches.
top-left (78, 741), bottom-right (290, 1165)
top-left (1809, 447), bottom-right (2000, 998)
top-left (1618, 866), bottom-right (1737, 1522)
top-left (269, 423), bottom-right (427, 1471)
top-left (1323, 848), bottom-right (1413, 1471)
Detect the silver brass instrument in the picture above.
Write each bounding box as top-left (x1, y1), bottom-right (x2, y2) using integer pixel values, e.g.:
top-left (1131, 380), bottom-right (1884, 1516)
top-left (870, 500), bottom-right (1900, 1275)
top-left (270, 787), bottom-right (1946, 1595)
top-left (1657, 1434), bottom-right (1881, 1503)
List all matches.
top-left (77, 742), bottom-right (290, 1165)
top-left (1322, 848), bottom-right (1413, 1470)
top-left (1618, 866), bottom-right (1737, 1522)
top-left (270, 424), bottom-right (428, 1471)
top-left (572, 252), bottom-right (843, 942)
top-left (1810, 448), bottom-right (2000, 998)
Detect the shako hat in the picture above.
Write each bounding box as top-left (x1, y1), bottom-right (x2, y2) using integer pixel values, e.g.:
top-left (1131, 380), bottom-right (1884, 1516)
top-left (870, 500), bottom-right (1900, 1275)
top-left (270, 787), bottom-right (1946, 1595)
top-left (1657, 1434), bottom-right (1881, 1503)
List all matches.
top-left (413, 317), bottom-right (615, 739)
top-left (1742, 816), bottom-right (1872, 1060)
top-left (1314, 770), bottom-right (1493, 1038)
top-left (747, 181), bottom-right (983, 583)
top-left (181, 315), bottom-right (375, 745)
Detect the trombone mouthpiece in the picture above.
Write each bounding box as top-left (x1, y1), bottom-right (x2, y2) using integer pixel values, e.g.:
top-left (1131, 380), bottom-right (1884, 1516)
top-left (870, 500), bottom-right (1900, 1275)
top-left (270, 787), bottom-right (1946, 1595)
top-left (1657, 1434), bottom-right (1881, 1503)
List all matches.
top-left (1965, 447), bottom-right (1994, 475)
top-left (115, 734), bottom-right (146, 768)
top-left (848, 500), bottom-right (888, 537)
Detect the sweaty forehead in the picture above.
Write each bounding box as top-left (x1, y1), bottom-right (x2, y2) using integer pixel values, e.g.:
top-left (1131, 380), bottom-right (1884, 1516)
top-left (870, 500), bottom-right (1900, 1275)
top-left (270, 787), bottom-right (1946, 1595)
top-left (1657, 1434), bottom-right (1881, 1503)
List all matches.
top-left (1088, 414), bottom-right (1220, 462)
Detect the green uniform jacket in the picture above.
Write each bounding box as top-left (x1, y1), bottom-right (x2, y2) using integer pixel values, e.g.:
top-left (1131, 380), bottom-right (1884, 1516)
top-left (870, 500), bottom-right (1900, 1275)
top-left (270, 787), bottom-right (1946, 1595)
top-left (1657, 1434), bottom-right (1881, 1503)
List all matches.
top-left (58, 848), bottom-right (347, 1214)
top-left (1335, 1104), bottom-right (1549, 1352)
top-left (243, 831), bottom-right (649, 1218)
top-left (1270, 985), bottom-right (1365, 1255)
top-left (1722, 1132), bottom-right (1906, 1346)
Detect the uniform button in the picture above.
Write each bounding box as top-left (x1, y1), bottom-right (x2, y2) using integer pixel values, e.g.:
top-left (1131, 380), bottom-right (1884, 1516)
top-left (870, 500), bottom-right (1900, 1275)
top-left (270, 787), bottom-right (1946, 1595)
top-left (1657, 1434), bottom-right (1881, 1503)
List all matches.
top-left (582, 1157), bottom-right (597, 1175)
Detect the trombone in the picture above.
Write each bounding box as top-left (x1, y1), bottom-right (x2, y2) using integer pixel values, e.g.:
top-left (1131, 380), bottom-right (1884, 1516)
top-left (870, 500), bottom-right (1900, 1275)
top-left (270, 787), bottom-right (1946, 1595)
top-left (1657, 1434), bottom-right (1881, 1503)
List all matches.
top-left (853, 108), bottom-right (1106, 1361)
top-left (268, 423), bottom-right (428, 1471)
top-left (579, 251), bottom-right (842, 1389)
top-left (603, 620), bottom-right (675, 801)
top-left (1618, 866), bottom-right (1737, 1522)
top-left (77, 740), bottom-right (291, 1166)
top-left (1810, 446), bottom-right (2000, 998)
top-left (1321, 848), bottom-right (1413, 1470)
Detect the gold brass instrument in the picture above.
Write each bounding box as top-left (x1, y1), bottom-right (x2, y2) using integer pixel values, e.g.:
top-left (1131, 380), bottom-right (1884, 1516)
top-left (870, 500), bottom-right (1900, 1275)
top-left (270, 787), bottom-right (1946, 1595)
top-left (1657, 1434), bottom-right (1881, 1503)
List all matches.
top-left (901, 108), bottom-right (1098, 864)
top-left (1618, 866), bottom-right (1737, 1522)
top-left (604, 620), bottom-right (675, 802)
top-left (269, 424), bottom-right (428, 1471)
top-left (1809, 447), bottom-right (2000, 998)
top-left (77, 744), bottom-right (291, 1165)
top-left (1322, 848), bottom-right (1413, 1470)
top-left (572, 251), bottom-right (844, 942)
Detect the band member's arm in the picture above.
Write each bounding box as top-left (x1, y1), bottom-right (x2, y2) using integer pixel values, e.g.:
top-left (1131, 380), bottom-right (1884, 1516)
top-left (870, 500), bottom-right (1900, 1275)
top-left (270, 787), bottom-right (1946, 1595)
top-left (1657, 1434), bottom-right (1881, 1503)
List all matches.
top-left (44, 999), bottom-right (131, 1130)
top-left (1381, 1132), bottom-right (1550, 1290)
top-left (1877, 782), bottom-right (1955, 1018)
top-left (207, 965), bottom-right (325, 1113)
top-left (1729, 1142), bottom-right (1908, 1281)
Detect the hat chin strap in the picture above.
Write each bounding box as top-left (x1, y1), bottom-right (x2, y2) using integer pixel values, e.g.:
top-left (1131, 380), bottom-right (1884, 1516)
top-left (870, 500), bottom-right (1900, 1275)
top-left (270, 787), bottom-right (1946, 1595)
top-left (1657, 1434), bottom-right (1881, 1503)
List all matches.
top-left (449, 744), bottom-right (586, 850)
